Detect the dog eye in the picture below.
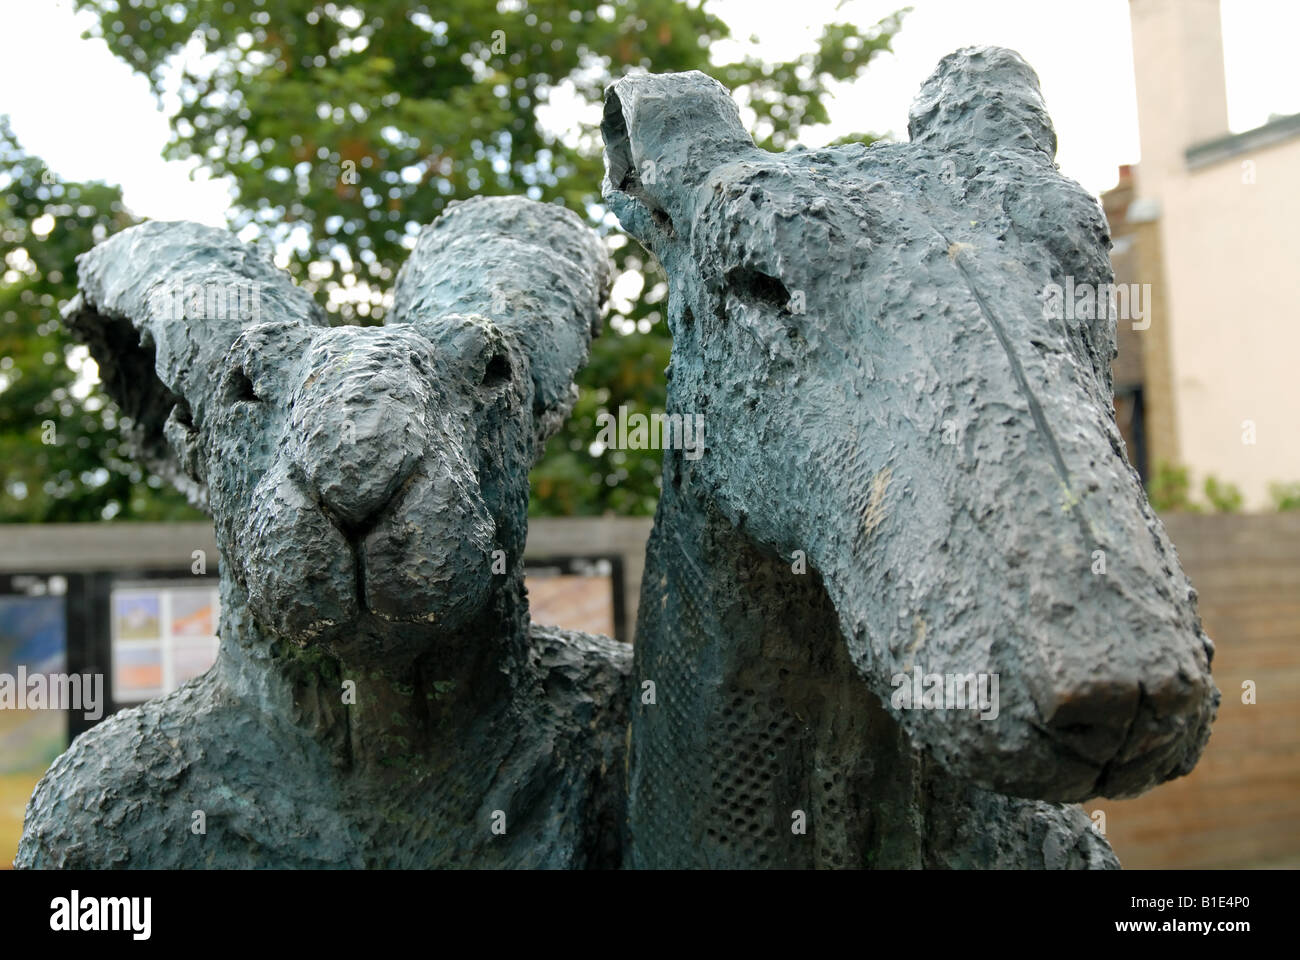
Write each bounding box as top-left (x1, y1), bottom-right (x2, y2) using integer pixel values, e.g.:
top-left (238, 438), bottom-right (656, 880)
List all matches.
top-left (482, 352), bottom-right (511, 387)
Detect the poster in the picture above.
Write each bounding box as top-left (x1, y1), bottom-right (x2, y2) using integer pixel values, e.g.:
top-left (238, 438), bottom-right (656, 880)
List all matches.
top-left (0, 595), bottom-right (68, 870)
top-left (524, 559), bottom-right (616, 638)
top-left (111, 585), bottom-right (220, 703)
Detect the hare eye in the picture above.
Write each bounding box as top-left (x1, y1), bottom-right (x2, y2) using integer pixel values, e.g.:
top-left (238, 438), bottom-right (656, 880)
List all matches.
top-left (229, 368), bottom-right (261, 403)
top-left (726, 267), bottom-right (793, 313)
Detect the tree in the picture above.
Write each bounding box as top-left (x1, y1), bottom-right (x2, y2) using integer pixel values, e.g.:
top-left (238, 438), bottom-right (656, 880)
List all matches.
top-left (10, 0), bottom-right (906, 520)
top-left (0, 117), bottom-right (200, 521)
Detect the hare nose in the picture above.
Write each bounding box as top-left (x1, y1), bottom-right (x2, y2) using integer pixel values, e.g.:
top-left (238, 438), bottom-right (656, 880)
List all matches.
top-left (295, 397), bottom-right (427, 532)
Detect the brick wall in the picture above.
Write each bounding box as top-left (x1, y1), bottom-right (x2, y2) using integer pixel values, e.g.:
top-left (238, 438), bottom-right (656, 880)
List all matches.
top-left (1093, 513), bottom-right (1300, 868)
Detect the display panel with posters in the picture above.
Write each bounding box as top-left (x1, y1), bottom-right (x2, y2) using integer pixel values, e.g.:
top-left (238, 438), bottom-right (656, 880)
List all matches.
top-left (524, 556), bottom-right (624, 641)
top-left (0, 593), bottom-right (68, 869)
top-left (110, 583), bottom-right (220, 704)
top-left (106, 565), bottom-right (620, 705)
top-left (106, 563), bottom-right (618, 705)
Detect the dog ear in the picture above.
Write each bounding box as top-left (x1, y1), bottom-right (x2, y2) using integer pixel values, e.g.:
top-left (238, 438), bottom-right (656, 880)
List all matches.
top-left (63, 221), bottom-right (327, 511)
top-left (389, 196), bottom-right (611, 456)
top-left (601, 71), bottom-right (754, 253)
top-left (907, 46), bottom-right (1058, 159)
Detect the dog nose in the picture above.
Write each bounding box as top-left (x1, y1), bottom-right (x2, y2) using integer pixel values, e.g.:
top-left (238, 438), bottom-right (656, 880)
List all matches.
top-left (1031, 638), bottom-right (1216, 799)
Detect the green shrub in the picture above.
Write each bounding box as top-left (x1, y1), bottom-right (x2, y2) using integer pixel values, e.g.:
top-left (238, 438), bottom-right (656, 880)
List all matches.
top-left (1147, 462), bottom-right (1201, 513)
top-left (1269, 482), bottom-right (1300, 511)
top-left (1202, 475), bottom-right (1244, 513)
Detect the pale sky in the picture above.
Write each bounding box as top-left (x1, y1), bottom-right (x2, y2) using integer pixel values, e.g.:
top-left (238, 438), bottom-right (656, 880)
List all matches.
top-left (1, 0), bottom-right (1297, 225)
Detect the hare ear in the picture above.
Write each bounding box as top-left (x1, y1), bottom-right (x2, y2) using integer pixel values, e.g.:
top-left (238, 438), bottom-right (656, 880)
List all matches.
top-left (908, 46), bottom-right (1058, 159)
top-left (601, 71), bottom-right (754, 252)
top-left (389, 196), bottom-right (611, 454)
top-left (64, 220), bottom-right (326, 511)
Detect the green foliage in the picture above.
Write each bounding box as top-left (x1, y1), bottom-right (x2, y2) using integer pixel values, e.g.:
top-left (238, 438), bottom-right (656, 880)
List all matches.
top-left (65, 0), bottom-right (907, 518)
top-left (1146, 461), bottom-right (1200, 513)
top-left (1269, 482), bottom-right (1300, 511)
top-left (1202, 474), bottom-right (1243, 514)
top-left (0, 117), bottom-right (201, 522)
top-left (532, 319), bottom-right (671, 516)
top-left (1146, 462), bottom-right (1300, 513)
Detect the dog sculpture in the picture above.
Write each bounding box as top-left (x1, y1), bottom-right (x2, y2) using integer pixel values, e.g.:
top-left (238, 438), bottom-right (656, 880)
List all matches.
top-left (17, 197), bottom-right (630, 868)
top-left (603, 48), bottom-right (1218, 868)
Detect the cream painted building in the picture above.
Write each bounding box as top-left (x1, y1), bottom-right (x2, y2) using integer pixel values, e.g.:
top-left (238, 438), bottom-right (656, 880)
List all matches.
top-left (1126, 0), bottom-right (1300, 508)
